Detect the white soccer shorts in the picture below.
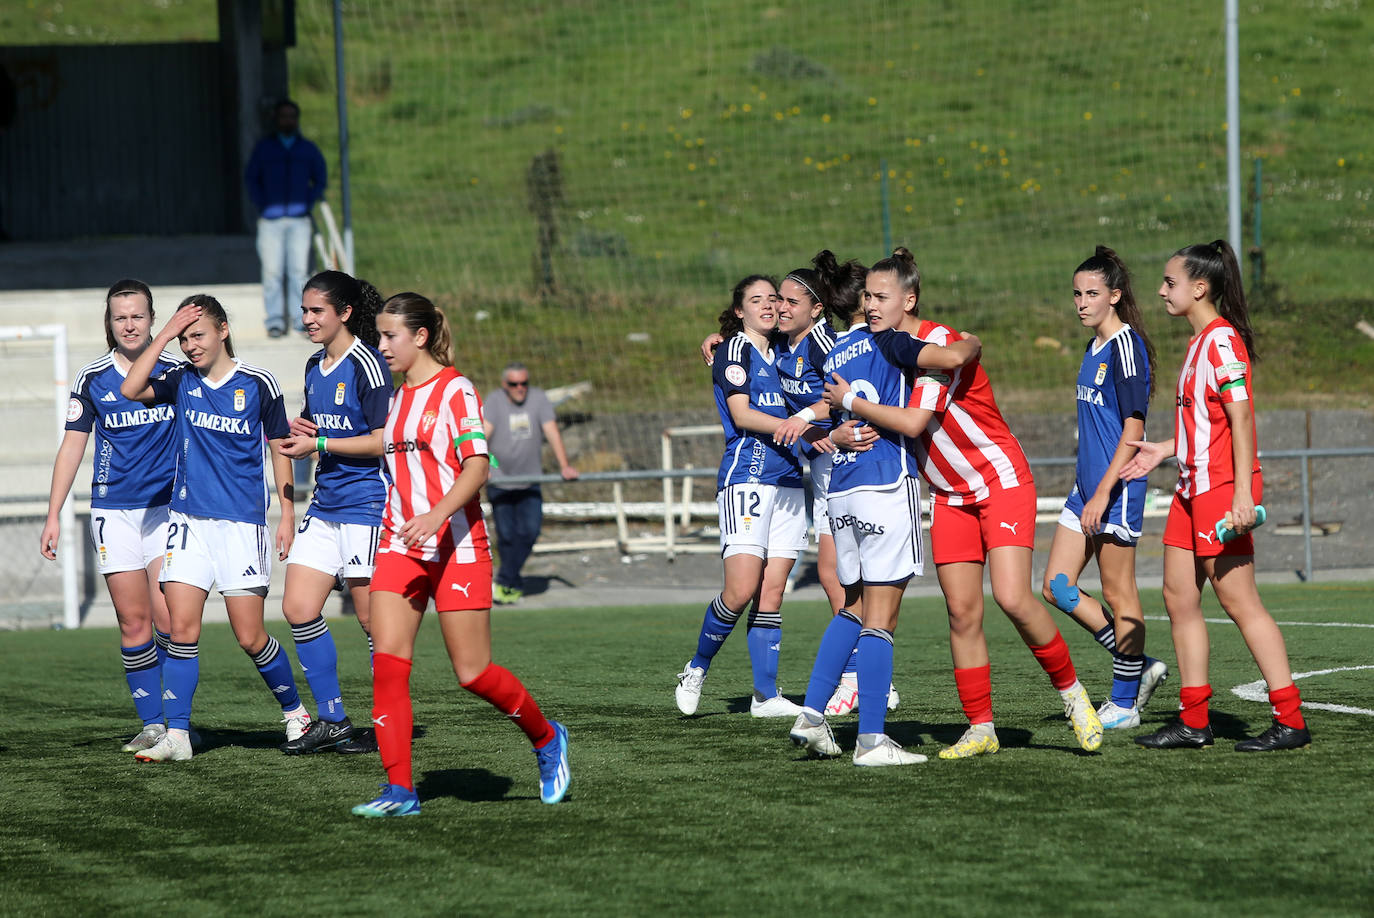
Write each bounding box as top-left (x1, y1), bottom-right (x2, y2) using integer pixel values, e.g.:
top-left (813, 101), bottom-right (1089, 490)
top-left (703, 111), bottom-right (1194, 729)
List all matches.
top-left (89, 505), bottom-right (170, 575)
top-left (286, 514), bottom-right (380, 579)
top-left (1057, 490), bottom-right (1140, 546)
top-left (717, 483), bottom-right (808, 560)
top-left (809, 453), bottom-right (835, 540)
top-left (159, 510), bottom-right (272, 593)
top-left (828, 477), bottom-right (925, 586)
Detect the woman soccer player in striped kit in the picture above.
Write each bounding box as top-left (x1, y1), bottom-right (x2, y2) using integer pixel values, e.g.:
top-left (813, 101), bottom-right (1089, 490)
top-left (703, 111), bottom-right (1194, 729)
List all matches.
top-left (823, 248), bottom-right (1104, 759)
top-left (119, 295), bottom-right (310, 762)
top-left (1040, 247), bottom-right (1170, 729)
top-left (276, 271), bottom-right (391, 755)
top-left (789, 253), bottom-right (981, 766)
top-left (353, 293), bottom-right (570, 818)
top-left (676, 275), bottom-right (812, 719)
top-left (40, 280), bottom-right (181, 753)
top-left (1120, 240), bottom-right (1310, 752)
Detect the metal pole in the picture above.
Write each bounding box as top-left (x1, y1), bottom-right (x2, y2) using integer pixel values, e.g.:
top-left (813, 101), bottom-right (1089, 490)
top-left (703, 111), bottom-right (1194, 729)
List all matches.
top-left (1252, 157), bottom-right (1263, 290)
top-left (880, 157), bottom-right (893, 256)
top-left (332, 0), bottom-right (355, 273)
top-left (1300, 455), bottom-right (1313, 583)
top-left (1226, 0), bottom-right (1241, 253)
top-left (50, 325), bottom-right (79, 629)
top-left (661, 430), bottom-right (676, 561)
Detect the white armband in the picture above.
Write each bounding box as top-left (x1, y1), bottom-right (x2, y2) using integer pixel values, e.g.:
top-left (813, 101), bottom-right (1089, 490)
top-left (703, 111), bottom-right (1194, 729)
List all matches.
top-left (841, 392), bottom-right (857, 412)
top-left (792, 407), bottom-right (817, 424)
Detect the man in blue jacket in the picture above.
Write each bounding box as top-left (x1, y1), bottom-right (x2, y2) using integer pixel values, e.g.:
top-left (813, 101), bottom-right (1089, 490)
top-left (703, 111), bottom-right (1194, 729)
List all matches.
top-left (244, 99), bottom-right (327, 337)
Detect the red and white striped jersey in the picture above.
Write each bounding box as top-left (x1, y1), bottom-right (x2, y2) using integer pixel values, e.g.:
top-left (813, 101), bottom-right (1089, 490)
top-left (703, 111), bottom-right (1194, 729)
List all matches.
top-left (380, 366), bottom-right (490, 563)
top-left (907, 320), bottom-right (1033, 506)
top-left (1173, 316), bottom-right (1260, 498)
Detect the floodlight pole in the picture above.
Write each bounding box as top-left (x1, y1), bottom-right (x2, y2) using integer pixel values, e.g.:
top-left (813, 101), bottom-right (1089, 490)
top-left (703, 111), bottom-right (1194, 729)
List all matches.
top-left (1226, 0), bottom-right (1241, 255)
top-left (333, 0), bottom-right (355, 273)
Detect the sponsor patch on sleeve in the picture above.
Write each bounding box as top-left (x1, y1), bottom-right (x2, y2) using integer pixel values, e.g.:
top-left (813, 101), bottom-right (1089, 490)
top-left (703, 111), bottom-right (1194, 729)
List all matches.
top-left (458, 415), bottom-right (483, 432)
top-left (66, 397), bottom-right (83, 422)
top-left (725, 364), bottom-right (747, 387)
top-left (1219, 360), bottom-right (1247, 378)
top-left (916, 372), bottom-right (951, 387)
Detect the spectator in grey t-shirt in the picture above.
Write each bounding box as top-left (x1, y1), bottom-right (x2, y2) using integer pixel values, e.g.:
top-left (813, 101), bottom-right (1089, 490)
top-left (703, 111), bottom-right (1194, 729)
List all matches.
top-left (483, 362), bottom-right (578, 604)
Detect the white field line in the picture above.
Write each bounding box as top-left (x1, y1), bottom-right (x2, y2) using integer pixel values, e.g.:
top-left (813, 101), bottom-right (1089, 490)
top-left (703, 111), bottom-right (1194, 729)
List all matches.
top-left (1144, 614), bottom-right (1374, 629)
top-left (1231, 666), bottom-right (1374, 717)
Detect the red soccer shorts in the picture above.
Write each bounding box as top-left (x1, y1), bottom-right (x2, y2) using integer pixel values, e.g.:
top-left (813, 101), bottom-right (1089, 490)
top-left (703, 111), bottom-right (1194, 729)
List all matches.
top-left (371, 549), bottom-right (494, 612)
top-left (1163, 473), bottom-right (1264, 559)
top-left (930, 483), bottom-right (1037, 565)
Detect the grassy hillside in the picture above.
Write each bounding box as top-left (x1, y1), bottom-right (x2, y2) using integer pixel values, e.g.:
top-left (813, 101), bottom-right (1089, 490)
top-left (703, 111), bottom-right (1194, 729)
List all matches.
top-left (4, 1), bottom-right (1370, 410)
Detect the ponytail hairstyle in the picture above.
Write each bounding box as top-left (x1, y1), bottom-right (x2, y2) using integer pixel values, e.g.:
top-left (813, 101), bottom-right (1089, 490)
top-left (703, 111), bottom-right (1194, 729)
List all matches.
top-left (812, 249), bottom-right (868, 327)
top-left (781, 264), bottom-right (831, 326)
top-left (717, 273), bottom-right (778, 339)
top-left (869, 246), bottom-right (922, 306)
top-left (303, 270), bottom-right (384, 348)
top-left (1075, 245), bottom-right (1157, 399)
top-left (380, 292), bottom-right (453, 366)
top-left (178, 293), bottom-right (235, 358)
top-left (1173, 239), bottom-right (1258, 361)
top-left (104, 278), bottom-right (154, 351)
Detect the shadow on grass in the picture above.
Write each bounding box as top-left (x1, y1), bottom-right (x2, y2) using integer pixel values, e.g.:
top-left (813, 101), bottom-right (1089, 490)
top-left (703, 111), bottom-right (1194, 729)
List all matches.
top-left (515, 575), bottom-right (576, 598)
top-left (1134, 708), bottom-right (1254, 741)
top-left (417, 767), bottom-right (518, 803)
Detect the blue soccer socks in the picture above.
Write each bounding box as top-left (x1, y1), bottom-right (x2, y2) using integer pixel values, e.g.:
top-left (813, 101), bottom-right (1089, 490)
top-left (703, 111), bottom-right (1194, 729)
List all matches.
top-left (803, 610), bottom-right (862, 712)
top-left (745, 608), bottom-right (783, 698)
top-left (121, 639), bottom-right (164, 726)
top-left (856, 628), bottom-right (895, 737)
top-left (249, 635), bottom-right (303, 712)
top-left (689, 595), bottom-right (743, 671)
top-left (290, 615), bottom-right (346, 723)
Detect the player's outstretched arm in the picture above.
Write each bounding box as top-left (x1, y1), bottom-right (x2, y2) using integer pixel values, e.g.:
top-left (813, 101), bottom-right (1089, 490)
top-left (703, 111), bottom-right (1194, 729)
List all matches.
top-left (917, 333), bottom-right (981, 370)
top-left (822, 373), bottom-right (935, 439)
top-left (699, 332), bottom-right (725, 367)
top-left (725, 392), bottom-right (791, 437)
top-left (1081, 416), bottom-right (1146, 535)
top-left (1118, 438), bottom-right (1173, 481)
top-left (120, 303), bottom-right (202, 402)
top-left (280, 426), bottom-right (385, 459)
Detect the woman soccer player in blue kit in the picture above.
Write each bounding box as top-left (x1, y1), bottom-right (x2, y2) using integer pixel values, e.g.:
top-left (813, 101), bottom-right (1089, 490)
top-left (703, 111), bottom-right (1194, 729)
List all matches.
top-left (40, 280), bottom-right (181, 753)
top-left (1040, 247), bottom-right (1169, 730)
top-left (276, 271), bottom-right (391, 754)
top-left (675, 275), bottom-right (814, 718)
top-left (120, 295), bottom-right (309, 762)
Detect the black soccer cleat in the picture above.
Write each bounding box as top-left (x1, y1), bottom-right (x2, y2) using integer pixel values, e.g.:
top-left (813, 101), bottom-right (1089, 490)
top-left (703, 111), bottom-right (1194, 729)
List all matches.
top-left (1134, 721), bottom-right (1214, 749)
top-left (1235, 720), bottom-right (1311, 752)
top-left (334, 730), bottom-right (378, 755)
top-left (281, 716), bottom-right (355, 755)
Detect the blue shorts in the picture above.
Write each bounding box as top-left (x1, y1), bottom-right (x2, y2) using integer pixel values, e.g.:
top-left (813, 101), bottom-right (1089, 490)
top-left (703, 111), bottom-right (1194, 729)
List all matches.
top-left (1059, 477), bottom-right (1145, 545)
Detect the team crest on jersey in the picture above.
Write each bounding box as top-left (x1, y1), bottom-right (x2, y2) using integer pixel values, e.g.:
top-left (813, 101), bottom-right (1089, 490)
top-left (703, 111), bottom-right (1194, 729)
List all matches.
top-left (1094, 362), bottom-right (1108, 385)
top-left (233, 388), bottom-right (246, 412)
top-left (795, 356), bottom-right (804, 377)
top-left (334, 382), bottom-right (346, 405)
top-left (742, 515), bottom-right (754, 532)
top-left (420, 409), bottom-right (438, 435)
top-left (725, 365), bottom-right (746, 387)
top-left (66, 398), bottom-right (82, 422)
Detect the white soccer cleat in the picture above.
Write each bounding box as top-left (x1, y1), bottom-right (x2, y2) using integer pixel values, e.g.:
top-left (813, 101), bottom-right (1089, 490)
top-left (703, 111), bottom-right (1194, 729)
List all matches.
top-left (887, 683), bottom-right (900, 712)
top-left (750, 693), bottom-right (803, 718)
top-left (675, 662), bottom-right (707, 715)
top-left (825, 673), bottom-right (859, 716)
top-left (853, 734), bottom-right (928, 767)
top-left (1061, 682), bottom-right (1104, 751)
top-left (1136, 658), bottom-right (1170, 711)
top-left (134, 728), bottom-right (193, 763)
top-left (121, 723), bottom-right (167, 753)
top-left (283, 707), bottom-right (313, 743)
top-left (789, 709), bottom-right (841, 757)
top-left (1097, 700), bottom-right (1141, 729)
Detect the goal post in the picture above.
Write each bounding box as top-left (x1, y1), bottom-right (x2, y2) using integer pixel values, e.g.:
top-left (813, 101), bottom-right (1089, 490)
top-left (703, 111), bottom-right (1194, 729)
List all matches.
top-left (0, 324), bottom-right (79, 629)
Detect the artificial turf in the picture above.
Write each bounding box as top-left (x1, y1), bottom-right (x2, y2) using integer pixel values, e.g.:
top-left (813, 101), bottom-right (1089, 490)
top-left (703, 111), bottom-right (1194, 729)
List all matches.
top-left (1, 583), bottom-right (1371, 916)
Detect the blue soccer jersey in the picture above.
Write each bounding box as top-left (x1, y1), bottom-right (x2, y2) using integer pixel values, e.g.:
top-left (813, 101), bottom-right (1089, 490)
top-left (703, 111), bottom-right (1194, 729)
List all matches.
top-left (823, 327), bottom-right (927, 497)
top-left (1074, 324), bottom-right (1150, 510)
top-left (150, 359), bottom-right (291, 526)
top-left (66, 350), bottom-right (181, 510)
top-left (713, 332), bottom-right (804, 491)
top-left (301, 338), bottom-right (392, 525)
top-left (775, 320), bottom-right (836, 422)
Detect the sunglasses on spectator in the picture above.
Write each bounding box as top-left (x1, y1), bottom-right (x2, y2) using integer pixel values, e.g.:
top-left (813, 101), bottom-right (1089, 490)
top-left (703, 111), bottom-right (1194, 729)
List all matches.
top-left (505, 378), bottom-right (530, 388)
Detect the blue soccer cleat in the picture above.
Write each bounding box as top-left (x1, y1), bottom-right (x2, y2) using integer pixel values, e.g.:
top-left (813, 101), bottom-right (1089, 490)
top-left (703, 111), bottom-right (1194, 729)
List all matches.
top-left (351, 783), bottom-right (421, 818)
top-left (534, 721), bottom-right (571, 805)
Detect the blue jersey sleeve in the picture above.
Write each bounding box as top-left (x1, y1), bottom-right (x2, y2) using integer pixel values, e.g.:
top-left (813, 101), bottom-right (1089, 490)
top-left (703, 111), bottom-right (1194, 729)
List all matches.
top-left (712, 346), bottom-right (751, 397)
top-left (259, 378), bottom-right (290, 440)
top-left (362, 378), bottom-right (391, 430)
top-left (148, 363), bottom-right (188, 405)
top-left (65, 381), bottom-right (96, 433)
top-left (1111, 337), bottom-right (1150, 422)
top-left (871, 329), bottom-right (928, 370)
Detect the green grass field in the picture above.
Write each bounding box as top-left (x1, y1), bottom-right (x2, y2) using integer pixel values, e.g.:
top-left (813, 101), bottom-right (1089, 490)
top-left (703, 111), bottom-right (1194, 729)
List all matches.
top-left (2, 583), bottom-right (1371, 916)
